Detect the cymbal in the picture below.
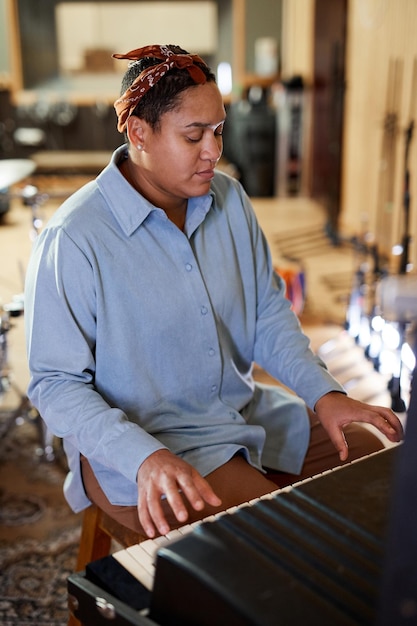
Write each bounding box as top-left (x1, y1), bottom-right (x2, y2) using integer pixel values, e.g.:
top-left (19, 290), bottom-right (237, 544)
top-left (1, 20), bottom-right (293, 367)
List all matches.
top-left (0, 159), bottom-right (36, 190)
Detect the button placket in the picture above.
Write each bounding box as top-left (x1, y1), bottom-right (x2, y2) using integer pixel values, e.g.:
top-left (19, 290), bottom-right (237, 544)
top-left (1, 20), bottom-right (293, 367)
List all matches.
top-left (182, 248), bottom-right (221, 399)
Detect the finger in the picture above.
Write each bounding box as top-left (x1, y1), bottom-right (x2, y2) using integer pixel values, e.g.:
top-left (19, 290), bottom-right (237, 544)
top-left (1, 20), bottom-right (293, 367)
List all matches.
top-left (163, 479), bottom-right (190, 526)
top-left (138, 487), bottom-right (170, 538)
top-left (378, 422), bottom-right (402, 442)
top-left (337, 442), bottom-right (349, 462)
top-left (361, 407), bottom-right (404, 442)
top-left (326, 424), bottom-right (349, 462)
top-left (191, 474), bottom-right (222, 508)
top-left (137, 497), bottom-right (157, 539)
top-left (379, 408), bottom-right (404, 440)
top-left (377, 418), bottom-right (403, 442)
top-left (178, 478), bottom-right (220, 513)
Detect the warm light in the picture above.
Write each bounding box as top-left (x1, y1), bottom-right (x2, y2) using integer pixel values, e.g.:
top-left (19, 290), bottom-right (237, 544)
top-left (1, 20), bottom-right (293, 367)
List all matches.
top-left (381, 322), bottom-right (401, 350)
top-left (371, 315), bottom-right (385, 332)
top-left (358, 317), bottom-right (371, 348)
top-left (379, 349), bottom-right (394, 375)
top-left (402, 342), bottom-right (416, 372)
top-left (217, 62), bottom-right (232, 96)
top-left (368, 332), bottom-right (382, 359)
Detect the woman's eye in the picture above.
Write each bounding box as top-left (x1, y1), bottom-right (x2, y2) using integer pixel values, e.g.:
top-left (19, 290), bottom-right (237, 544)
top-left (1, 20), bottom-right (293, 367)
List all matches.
top-left (186, 126), bottom-right (224, 142)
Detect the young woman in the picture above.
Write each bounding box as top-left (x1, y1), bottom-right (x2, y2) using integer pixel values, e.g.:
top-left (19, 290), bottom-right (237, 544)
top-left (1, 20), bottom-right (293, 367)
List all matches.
top-left (25, 45), bottom-right (402, 539)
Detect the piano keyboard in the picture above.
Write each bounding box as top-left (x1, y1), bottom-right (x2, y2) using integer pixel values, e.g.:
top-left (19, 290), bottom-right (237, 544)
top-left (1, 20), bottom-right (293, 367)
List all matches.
top-left (113, 525), bottom-right (197, 591)
top-left (112, 449), bottom-right (390, 593)
top-left (112, 485), bottom-right (309, 590)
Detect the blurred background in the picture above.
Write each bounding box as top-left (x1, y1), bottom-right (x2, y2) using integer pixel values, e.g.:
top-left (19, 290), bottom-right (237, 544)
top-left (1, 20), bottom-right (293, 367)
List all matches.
top-left (1, 3), bottom-right (417, 624)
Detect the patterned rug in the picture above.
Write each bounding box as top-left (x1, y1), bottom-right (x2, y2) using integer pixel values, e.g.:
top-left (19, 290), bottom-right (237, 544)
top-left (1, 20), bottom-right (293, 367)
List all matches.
top-left (0, 527), bottom-right (80, 626)
top-left (0, 416), bottom-right (82, 626)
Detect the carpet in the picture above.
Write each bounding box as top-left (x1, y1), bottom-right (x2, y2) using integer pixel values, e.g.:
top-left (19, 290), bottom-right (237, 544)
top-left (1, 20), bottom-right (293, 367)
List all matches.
top-left (0, 527), bottom-right (79, 626)
top-left (0, 417), bottom-right (82, 626)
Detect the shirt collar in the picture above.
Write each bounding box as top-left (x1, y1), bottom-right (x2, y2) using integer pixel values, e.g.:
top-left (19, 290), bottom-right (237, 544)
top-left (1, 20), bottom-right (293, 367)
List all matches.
top-left (97, 145), bottom-right (214, 237)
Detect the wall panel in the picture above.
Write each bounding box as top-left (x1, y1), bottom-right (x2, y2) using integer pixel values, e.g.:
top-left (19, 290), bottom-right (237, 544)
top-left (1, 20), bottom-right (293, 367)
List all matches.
top-left (342, 0), bottom-right (417, 271)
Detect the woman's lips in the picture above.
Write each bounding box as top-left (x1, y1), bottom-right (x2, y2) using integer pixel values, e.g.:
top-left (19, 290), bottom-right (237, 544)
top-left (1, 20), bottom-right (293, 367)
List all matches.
top-left (197, 169), bottom-right (215, 181)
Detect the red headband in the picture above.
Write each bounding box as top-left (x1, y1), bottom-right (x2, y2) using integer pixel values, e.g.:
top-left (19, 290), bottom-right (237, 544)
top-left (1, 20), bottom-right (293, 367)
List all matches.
top-left (113, 45), bottom-right (208, 133)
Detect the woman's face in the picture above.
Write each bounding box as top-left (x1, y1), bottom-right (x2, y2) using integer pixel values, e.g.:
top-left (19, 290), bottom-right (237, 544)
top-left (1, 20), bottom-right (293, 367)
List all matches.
top-left (131, 81), bottom-right (226, 209)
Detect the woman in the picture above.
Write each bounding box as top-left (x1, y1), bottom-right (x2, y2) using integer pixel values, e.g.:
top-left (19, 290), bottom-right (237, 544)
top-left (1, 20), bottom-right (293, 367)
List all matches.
top-left (25, 45), bottom-right (402, 539)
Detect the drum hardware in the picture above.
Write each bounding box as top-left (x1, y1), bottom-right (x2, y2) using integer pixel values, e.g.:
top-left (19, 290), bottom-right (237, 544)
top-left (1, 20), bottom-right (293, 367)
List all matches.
top-left (21, 184), bottom-right (48, 239)
top-left (0, 182), bottom-right (47, 239)
top-left (345, 236), bottom-right (416, 412)
top-left (345, 59), bottom-right (417, 411)
top-left (0, 159), bottom-right (60, 459)
top-left (365, 275), bottom-right (417, 412)
top-left (376, 274), bottom-right (417, 323)
top-left (0, 298), bottom-right (57, 462)
top-left (381, 59), bottom-right (416, 412)
top-left (0, 158), bottom-right (37, 217)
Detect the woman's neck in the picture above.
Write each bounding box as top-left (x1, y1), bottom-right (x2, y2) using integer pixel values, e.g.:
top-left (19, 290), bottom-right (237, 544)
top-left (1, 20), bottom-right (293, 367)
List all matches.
top-left (119, 156), bottom-right (187, 230)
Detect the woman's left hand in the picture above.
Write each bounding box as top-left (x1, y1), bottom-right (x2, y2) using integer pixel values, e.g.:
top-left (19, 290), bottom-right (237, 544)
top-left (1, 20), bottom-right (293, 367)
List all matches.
top-left (314, 391), bottom-right (404, 462)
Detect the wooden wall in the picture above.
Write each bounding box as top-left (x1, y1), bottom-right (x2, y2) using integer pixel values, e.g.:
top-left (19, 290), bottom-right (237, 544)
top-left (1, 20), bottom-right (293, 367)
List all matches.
top-left (282, 0), bottom-right (417, 272)
top-left (342, 0), bottom-right (417, 271)
top-left (281, 0), bottom-right (314, 83)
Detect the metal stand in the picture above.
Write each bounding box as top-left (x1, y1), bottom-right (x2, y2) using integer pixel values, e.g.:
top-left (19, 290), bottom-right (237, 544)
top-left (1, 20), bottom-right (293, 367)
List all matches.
top-left (0, 302), bottom-right (56, 461)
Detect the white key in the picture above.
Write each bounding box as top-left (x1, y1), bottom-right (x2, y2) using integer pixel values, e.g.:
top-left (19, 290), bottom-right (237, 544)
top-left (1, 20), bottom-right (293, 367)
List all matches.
top-left (112, 548), bottom-right (154, 591)
top-left (126, 544), bottom-right (156, 576)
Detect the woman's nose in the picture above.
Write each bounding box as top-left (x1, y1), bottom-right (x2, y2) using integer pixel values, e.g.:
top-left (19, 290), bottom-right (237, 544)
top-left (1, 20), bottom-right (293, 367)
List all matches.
top-left (202, 134), bottom-right (222, 163)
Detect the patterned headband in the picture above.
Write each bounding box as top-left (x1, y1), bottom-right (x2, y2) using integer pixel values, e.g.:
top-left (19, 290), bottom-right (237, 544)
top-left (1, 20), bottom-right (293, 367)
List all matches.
top-left (113, 45), bottom-right (209, 133)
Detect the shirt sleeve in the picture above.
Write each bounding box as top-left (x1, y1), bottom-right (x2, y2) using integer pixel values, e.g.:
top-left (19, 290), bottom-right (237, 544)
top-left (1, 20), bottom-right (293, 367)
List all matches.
top-left (238, 187), bottom-right (346, 409)
top-left (25, 225), bottom-right (166, 486)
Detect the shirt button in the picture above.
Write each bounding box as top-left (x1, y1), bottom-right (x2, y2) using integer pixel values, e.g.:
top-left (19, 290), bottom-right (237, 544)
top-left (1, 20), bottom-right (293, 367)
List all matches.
top-left (185, 263), bottom-right (192, 271)
top-left (211, 385), bottom-right (217, 392)
top-left (201, 306), bottom-right (208, 315)
top-left (208, 348), bottom-right (215, 356)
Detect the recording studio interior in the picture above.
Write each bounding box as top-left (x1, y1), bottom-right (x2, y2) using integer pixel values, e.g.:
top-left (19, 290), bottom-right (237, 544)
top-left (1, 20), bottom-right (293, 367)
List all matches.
top-left (0, 1), bottom-right (417, 625)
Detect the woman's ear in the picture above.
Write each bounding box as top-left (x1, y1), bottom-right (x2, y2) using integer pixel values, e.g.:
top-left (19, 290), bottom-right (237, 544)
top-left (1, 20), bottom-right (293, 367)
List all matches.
top-left (126, 116), bottom-right (146, 149)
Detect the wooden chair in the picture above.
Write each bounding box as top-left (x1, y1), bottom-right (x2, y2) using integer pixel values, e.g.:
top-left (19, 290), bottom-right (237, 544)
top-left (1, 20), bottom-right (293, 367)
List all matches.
top-left (68, 504), bottom-right (146, 626)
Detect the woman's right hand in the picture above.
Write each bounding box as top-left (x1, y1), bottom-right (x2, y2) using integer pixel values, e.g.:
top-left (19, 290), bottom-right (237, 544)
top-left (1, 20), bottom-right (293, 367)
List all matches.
top-left (136, 449), bottom-right (222, 538)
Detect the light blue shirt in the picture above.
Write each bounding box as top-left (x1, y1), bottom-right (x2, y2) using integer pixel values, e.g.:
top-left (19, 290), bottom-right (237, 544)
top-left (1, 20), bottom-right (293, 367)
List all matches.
top-left (25, 145), bottom-right (344, 513)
